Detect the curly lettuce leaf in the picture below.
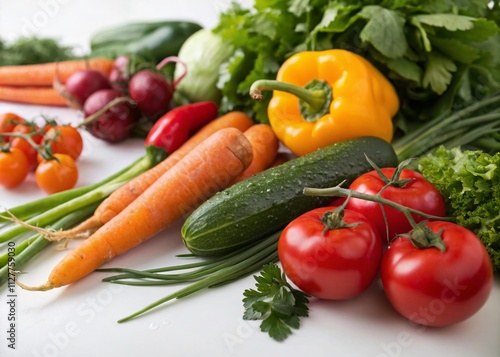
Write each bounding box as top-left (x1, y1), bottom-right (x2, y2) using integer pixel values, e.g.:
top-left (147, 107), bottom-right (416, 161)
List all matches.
top-left (418, 146), bottom-right (500, 271)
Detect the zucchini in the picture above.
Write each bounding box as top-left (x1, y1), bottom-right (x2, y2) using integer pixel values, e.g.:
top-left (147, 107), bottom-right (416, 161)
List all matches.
top-left (181, 136), bottom-right (398, 256)
top-left (90, 21), bottom-right (203, 61)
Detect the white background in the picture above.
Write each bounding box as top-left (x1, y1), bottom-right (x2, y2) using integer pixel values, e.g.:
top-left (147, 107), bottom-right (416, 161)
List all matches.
top-left (0, 1), bottom-right (499, 357)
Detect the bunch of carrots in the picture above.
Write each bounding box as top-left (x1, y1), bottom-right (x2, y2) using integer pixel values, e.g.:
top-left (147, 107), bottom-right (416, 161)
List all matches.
top-left (0, 111), bottom-right (284, 293)
top-left (0, 58), bottom-right (114, 106)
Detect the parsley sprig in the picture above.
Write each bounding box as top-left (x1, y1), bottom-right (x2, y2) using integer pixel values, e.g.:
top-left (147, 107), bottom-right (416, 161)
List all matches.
top-left (243, 263), bottom-right (310, 342)
top-left (214, 1), bottom-right (500, 127)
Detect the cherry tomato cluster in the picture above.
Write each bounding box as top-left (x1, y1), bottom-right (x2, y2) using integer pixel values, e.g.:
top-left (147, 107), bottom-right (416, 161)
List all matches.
top-left (0, 112), bottom-right (83, 194)
top-left (278, 165), bottom-right (494, 327)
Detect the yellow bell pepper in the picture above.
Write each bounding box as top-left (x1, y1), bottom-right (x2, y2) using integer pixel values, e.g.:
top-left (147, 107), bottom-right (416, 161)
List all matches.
top-left (250, 49), bottom-right (399, 156)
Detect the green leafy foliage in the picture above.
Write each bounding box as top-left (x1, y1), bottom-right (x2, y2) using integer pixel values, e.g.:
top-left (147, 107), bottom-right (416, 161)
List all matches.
top-left (243, 263), bottom-right (310, 341)
top-left (358, 5), bottom-right (408, 58)
top-left (0, 37), bottom-right (75, 66)
top-left (418, 146), bottom-right (500, 271)
top-left (213, 0), bottom-right (500, 126)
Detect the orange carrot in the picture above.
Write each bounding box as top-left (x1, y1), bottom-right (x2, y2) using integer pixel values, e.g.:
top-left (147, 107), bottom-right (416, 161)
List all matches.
top-left (18, 128), bottom-right (254, 291)
top-left (0, 85), bottom-right (67, 106)
top-left (230, 124), bottom-right (279, 184)
top-left (59, 111), bottom-right (254, 238)
top-left (0, 58), bottom-right (114, 87)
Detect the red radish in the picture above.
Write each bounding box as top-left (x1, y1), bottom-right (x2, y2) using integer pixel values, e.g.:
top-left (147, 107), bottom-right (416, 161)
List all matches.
top-left (83, 89), bottom-right (139, 142)
top-left (128, 69), bottom-right (173, 118)
top-left (60, 69), bottom-right (111, 109)
top-left (109, 55), bottom-right (129, 93)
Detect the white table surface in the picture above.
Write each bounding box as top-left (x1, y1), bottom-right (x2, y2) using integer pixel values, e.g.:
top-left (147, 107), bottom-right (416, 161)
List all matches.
top-left (0, 2), bottom-right (499, 357)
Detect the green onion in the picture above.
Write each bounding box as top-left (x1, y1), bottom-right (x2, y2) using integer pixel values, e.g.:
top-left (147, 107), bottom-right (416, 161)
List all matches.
top-left (0, 203), bottom-right (99, 286)
top-left (392, 93), bottom-right (500, 161)
top-left (99, 230), bottom-right (282, 323)
top-left (0, 235), bottom-right (38, 267)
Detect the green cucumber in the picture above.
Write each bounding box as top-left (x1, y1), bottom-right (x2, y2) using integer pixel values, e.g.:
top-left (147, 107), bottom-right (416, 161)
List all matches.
top-left (181, 136), bottom-right (398, 256)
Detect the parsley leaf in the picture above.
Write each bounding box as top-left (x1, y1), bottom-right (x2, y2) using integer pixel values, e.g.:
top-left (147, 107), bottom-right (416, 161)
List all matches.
top-left (358, 5), bottom-right (408, 58)
top-left (413, 14), bottom-right (475, 31)
top-left (243, 263), bottom-right (310, 342)
top-left (289, 0), bottom-right (311, 17)
top-left (428, 36), bottom-right (480, 64)
top-left (423, 51), bottom-right (457, 94)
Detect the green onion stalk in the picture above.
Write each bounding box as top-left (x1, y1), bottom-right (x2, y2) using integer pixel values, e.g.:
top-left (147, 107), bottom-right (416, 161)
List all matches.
top-left (98, 230), bottom-right (282, 323)
top-left (0, 146), bottom-right (167, 286)
top-left (392, 92), bottom-right (500, 162)
top-left (0, 203), bottom-right (99, 286)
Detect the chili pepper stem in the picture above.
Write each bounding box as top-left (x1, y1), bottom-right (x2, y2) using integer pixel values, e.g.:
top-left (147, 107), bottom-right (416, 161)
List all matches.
top-left (250, 79), bottom-right (332, 121)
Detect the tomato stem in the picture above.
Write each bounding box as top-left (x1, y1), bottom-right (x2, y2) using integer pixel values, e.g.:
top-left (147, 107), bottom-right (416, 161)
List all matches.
top-left (320, 200), bottom-right (360, 235)
top-left (304, 184), bottom-right (450, 250)
top-left (0, 130), bottom-right (55, 161)
top-left (304, 185), bottom-right (450, 221)
top-left (399, 209), bottom-right (446, 251)
top-left (366, 155), bottom-right (415, 187)
top-left (401, 224), bottom-right (447, 252)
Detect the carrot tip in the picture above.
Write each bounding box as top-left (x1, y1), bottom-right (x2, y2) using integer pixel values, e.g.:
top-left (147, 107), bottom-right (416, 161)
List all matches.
top-left (16, 279), bottom-right (54, 292)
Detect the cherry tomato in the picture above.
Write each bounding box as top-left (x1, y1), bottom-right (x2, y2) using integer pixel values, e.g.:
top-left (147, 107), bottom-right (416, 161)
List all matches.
top-left (345, 168), bottom-right (446, 244)
top-left (10, 136), bottom-right (41, 170)
top-left (45, 125), bottom-right (83, 160)
top-left (381, 221), bottom-right (493, 327)
top-left (0, 113), bottom-right (25, 142)
top-left (7, 122), bottom-right (45, 169)
top-left (12, 122), bottom-right (37, 135)
top-left (35, 154), bottom-right (78, 194)
top-left (278, 206), bottom-right (382, 300)
top-left (40, 122), bottom-right (56, 134)
top-left (0, 148), bottom-right (30, 188)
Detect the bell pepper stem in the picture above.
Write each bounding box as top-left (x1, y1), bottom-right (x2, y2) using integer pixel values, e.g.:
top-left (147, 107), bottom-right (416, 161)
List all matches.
top-left (250, 79), bottom-right (331, 120)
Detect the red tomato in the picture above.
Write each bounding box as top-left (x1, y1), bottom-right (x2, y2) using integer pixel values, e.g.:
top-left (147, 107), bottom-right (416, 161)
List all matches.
top-left (278, 206), bottom-right (382, 300)
top-left (45, 125), bottom-right (84, 160)
top-left (345, 168), bottom-right (446, 244)
top-left (0, 148), bottom-right (30, 188)
top-left (381, 221), bottom-right (493, 327)
top-left (35, 154), bottom-right (78, 194)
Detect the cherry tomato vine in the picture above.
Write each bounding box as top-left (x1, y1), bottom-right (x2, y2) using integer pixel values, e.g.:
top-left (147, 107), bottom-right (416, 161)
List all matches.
top-left (0, 113), bottom-right (83, 194)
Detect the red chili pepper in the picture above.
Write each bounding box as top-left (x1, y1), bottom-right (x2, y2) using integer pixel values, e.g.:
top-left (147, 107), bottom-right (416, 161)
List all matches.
top-left (145, 101), bottom-right (218, 153)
